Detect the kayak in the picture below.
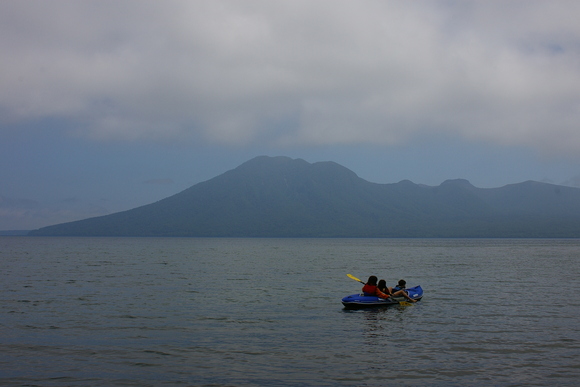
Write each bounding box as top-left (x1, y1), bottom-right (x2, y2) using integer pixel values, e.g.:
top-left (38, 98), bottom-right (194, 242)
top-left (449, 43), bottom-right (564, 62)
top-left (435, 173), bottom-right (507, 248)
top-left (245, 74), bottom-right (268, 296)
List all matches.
top-left (341, 285), bottom-right (423, 309)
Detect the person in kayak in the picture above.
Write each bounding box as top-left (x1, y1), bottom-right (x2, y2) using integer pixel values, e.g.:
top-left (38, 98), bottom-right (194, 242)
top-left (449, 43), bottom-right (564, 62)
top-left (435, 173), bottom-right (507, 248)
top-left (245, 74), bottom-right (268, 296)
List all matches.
top-left (362, 276), bottom-right (390, 298)
top-left (377, 278), bottom-right (416, 302)
top-left (392, 279), bottom-right (407, 292)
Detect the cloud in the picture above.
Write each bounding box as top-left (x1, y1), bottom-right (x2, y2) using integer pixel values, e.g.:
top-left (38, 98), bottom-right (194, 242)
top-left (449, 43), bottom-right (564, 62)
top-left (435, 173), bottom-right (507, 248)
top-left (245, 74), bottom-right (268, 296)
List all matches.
top-left (2, 0), bottom-right (580, 155)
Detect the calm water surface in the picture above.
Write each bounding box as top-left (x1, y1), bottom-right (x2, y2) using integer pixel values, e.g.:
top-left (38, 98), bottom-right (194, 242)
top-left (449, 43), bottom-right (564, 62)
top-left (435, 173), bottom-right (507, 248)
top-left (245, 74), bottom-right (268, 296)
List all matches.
top-left (1, 237), bottom-right (579, 386)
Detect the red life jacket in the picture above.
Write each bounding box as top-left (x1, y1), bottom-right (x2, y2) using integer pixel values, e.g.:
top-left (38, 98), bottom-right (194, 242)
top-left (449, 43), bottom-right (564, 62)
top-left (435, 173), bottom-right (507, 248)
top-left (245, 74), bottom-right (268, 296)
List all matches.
top-left (362, 284), bottom-right (378, 296)
top-left (362, 284), bottom-right (389, 299)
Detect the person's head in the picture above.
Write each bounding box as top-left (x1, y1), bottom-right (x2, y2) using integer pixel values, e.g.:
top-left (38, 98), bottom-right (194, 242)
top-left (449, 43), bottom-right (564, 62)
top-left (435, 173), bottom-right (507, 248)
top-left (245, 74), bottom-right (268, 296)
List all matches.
top-left (377, 279), bottom-right (387, 290)
top-left (398, 279), bottom-right (406, 288)
top-left (366, 275), bottom-right (378, 286)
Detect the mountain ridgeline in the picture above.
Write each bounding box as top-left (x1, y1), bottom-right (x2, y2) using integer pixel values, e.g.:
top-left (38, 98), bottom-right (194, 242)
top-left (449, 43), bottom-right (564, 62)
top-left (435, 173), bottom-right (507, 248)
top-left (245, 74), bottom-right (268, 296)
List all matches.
top-left (29, 156), bottom-right (580, 237)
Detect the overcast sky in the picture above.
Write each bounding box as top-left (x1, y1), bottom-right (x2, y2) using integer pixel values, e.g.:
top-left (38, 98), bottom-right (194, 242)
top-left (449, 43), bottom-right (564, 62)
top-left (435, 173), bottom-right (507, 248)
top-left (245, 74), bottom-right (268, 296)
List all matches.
top-left (2, 0), bottom-right (580, 230)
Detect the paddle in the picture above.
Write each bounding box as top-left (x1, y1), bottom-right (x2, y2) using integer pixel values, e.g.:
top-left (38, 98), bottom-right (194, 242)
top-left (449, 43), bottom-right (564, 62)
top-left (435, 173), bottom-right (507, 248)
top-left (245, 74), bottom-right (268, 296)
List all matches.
top-left (347, 273), bottom-right (365, 284)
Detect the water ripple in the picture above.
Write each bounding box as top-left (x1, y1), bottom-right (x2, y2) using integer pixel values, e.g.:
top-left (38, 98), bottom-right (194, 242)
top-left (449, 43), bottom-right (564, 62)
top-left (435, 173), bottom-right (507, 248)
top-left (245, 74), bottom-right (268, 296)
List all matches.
top-left (1, 237), bottom-right (579, 386)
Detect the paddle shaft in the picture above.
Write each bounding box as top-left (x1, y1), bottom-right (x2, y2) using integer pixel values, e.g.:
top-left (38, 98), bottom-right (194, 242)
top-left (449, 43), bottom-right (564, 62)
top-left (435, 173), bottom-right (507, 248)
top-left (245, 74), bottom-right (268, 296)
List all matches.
top-left (347, 274), bottom-right (365, 284)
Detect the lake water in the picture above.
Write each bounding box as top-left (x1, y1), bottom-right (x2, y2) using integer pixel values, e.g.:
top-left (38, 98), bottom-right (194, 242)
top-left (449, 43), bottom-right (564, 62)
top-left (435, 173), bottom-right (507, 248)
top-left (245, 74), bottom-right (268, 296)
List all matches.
top-left (1, 237), bottom-right (579, 386)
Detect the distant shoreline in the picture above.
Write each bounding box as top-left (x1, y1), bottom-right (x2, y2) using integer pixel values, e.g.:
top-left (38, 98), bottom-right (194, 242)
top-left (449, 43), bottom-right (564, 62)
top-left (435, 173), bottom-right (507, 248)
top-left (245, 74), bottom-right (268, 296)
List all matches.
top-left (0, 230), bottom-right (30, 236)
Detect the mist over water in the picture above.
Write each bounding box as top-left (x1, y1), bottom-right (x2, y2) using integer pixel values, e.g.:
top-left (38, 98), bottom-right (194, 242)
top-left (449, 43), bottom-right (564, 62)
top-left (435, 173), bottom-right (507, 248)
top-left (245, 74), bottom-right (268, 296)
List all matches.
top-left (1, 237), bottom-right (579, 386)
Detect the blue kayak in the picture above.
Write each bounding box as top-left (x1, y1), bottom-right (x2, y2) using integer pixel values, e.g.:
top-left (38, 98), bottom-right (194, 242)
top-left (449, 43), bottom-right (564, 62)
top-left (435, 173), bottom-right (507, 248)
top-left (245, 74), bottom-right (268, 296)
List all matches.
top-left (341, 285), bottom-right (423, 309)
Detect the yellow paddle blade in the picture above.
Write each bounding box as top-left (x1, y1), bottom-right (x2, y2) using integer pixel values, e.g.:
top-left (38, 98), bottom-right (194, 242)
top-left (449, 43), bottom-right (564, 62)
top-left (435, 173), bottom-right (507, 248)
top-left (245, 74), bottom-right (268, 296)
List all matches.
top-left (347, 274), bottom-right (364, 284)
top-left (399, 301), bottom-right (413, 306)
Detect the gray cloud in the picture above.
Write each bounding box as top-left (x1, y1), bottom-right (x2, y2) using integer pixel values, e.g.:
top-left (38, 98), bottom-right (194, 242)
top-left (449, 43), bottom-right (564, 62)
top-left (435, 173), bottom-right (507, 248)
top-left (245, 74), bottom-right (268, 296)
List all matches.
top-left (2, 0), bottom-right (580, 155)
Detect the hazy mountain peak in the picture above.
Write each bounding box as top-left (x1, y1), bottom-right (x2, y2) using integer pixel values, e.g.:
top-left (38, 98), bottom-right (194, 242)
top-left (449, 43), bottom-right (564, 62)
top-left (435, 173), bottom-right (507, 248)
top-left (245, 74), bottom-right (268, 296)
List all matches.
top-left (29, 156), bottom-right (580, 237)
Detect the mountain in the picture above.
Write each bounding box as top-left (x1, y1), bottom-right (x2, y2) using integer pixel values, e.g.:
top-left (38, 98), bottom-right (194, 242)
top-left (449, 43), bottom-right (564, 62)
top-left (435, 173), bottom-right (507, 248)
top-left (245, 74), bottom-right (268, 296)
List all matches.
top-left (29, 156), bottom-right (580, 237)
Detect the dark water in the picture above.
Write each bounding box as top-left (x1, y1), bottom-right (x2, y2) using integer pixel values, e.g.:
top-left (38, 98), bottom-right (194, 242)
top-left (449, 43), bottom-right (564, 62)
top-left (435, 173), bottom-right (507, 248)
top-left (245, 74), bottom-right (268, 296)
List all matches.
top-left (1, 237), bottom-right (579, 386)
